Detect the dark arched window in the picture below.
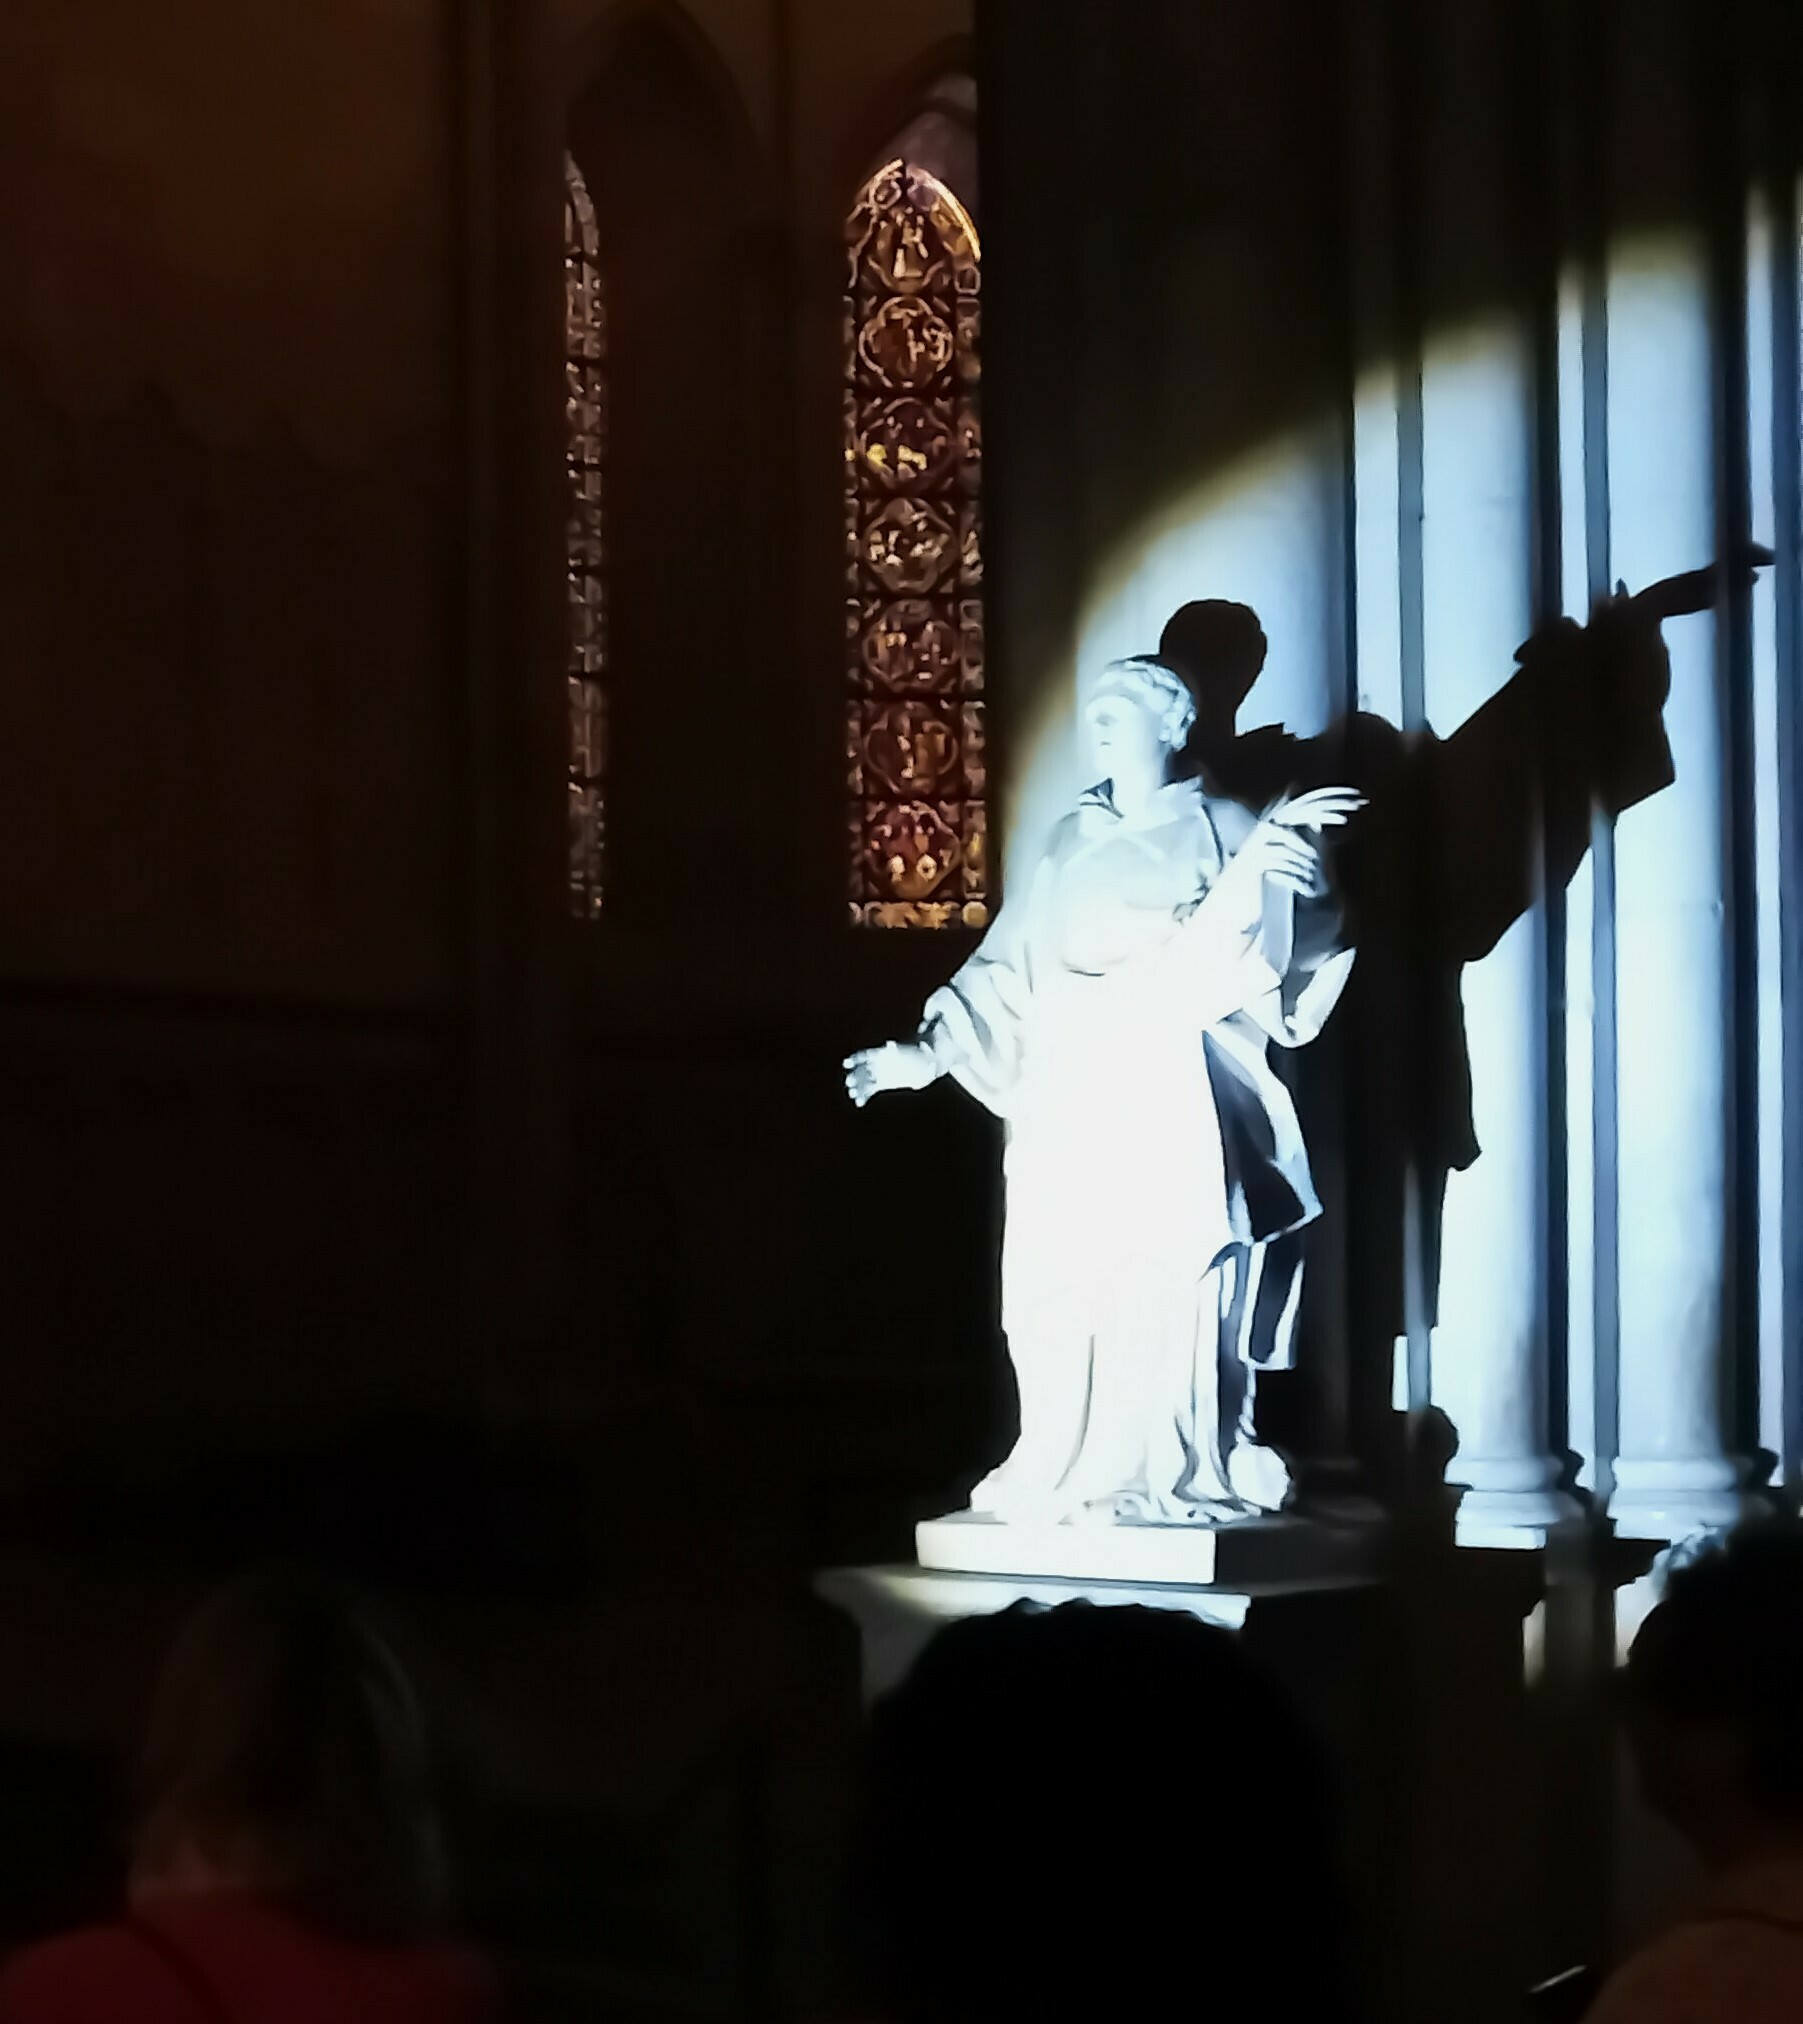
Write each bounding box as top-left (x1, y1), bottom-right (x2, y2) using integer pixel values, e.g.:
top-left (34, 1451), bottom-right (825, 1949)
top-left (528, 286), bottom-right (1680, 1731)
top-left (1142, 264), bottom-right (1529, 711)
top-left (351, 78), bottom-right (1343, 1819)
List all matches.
top-left (844, 155), bottom-right (985, 929)
top-left (564, 150), bottom-right (606, 919)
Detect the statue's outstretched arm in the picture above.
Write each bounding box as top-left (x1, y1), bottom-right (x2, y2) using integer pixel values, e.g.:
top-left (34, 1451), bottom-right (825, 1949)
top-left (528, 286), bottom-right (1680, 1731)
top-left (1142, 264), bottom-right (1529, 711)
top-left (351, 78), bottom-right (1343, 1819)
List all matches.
top-left (843, 1040), bottom-right (942, 1108)
top-left (844, 851), bottom-right (1048, 1113)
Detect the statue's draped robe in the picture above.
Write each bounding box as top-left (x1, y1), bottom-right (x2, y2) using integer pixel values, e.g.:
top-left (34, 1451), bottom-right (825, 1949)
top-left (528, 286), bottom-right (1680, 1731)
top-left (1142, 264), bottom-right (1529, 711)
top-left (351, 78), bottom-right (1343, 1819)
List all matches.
top-left (922, 777), bottom-right (1351, 1521)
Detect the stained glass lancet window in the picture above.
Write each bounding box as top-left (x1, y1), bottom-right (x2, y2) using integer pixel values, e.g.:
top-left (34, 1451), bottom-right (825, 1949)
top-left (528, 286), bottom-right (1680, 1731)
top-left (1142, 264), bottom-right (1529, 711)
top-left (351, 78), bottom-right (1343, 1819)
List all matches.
top-left (845, 160), bottom-right (985, 928)
top-left (565, 151), bottom-right (606, 919)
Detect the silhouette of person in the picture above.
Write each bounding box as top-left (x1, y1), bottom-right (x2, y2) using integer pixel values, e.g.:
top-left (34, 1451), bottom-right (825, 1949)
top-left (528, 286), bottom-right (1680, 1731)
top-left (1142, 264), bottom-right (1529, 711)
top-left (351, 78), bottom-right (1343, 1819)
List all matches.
top-left (0, 1570), bottom-right (496, 2024)
top-left (1583, 1518), bottom-right (1803, 2023)
top-left (846, 1600), bottom-right (1358, 2024)
top-left (1156, 554), bottom-right (1767, 1481)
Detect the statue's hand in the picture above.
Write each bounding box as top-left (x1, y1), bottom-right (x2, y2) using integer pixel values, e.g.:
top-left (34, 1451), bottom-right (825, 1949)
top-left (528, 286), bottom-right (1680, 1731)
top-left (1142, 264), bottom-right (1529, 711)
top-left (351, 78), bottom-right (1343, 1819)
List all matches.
top-left (1264, 785), bottom-right (1365, 833)
top-left (1226, 822), bottom-right (1321, 899)
top-left (843, 1041), bottom-right (940, 1108)
top-left (1209, 786), bottom-right (1363, 901)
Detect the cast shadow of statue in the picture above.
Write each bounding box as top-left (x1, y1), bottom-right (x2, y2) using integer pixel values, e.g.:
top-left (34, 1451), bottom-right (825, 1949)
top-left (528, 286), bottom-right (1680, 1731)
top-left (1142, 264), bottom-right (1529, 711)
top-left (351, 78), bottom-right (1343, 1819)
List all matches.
top-left (1155, 556), bottom-right (1756, 1496)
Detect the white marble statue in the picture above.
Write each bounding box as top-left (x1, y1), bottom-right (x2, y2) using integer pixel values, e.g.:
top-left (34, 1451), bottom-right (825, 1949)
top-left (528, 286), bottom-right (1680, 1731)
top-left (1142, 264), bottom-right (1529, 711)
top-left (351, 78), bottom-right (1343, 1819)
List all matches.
top-left (845, 657), bottom-right (1360, 1525)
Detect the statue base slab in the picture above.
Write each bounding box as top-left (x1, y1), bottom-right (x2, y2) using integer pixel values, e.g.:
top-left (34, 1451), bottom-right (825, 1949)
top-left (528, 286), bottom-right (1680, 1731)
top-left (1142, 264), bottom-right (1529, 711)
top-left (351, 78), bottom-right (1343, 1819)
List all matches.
top-left (915, 1508), bottom-right (1374, 1587)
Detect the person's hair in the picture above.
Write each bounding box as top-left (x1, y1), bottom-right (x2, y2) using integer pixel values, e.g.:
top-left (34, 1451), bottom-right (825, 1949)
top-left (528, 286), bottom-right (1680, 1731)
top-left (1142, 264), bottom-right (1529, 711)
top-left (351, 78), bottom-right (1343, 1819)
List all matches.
top-left (1158, 598), bottom-right (1269, 715)
top-left (848, 1601), bottom-right (1354, 2024)
top-left (1088, 656), bottom-right (1198, 748)
top-left (1624, 1517), bottom-right (1803, 1819)
top-left (133, 1570), bottom-right (447, 1941)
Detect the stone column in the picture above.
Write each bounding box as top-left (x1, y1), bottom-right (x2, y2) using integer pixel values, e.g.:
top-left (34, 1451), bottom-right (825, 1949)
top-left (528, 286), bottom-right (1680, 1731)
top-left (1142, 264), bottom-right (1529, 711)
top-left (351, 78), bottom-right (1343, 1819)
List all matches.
top-left (1603, 264), bottom-right (1746, 1537)
top-left (1600, 2), bottom-right (1748, 1540)
top-left (1416, 0), bottom-right (1575, 1543)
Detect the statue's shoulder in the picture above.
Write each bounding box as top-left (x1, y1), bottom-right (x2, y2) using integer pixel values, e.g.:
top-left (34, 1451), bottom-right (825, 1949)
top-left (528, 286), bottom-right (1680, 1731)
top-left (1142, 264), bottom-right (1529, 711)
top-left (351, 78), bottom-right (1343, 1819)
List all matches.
top-left (1042, 807), bottom-right (1091, 860)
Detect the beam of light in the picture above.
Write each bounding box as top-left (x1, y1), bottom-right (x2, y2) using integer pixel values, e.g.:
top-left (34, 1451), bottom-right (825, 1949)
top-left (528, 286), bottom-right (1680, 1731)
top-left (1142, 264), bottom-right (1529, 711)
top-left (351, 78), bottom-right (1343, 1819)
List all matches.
top-left (994, 216), bottom-right (1775, 1532)
top-left (1006, 421), bottom-right (1343, 878)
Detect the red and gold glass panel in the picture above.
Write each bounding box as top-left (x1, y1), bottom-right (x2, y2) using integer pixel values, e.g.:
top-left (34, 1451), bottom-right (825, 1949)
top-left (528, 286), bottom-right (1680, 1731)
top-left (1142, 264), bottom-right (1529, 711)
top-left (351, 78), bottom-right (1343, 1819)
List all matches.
top-left (845, 161), bottom-right (986, 928)
top-left (565, 152), bottom-right (606, 919)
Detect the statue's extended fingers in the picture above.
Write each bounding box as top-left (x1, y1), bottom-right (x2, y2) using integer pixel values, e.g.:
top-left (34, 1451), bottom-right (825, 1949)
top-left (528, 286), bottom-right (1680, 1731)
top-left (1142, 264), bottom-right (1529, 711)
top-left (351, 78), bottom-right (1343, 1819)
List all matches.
top-left (1280, 786), bottom-right (1364, 826)
top-left (1264, 846), bottom-right (1316, 884)
top-left (1266, 827), bottom-right (1316, 856)
top-left (1256, 822), bottom-right (1314, 855)
top-left (1269, 804), bottom-right (1325, 830)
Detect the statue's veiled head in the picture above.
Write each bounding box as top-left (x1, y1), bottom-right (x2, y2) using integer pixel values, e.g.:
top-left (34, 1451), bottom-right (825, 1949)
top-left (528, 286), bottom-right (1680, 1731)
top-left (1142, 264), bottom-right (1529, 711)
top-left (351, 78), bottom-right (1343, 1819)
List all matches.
top-left (1082, 657), bottom-right (1197, 788)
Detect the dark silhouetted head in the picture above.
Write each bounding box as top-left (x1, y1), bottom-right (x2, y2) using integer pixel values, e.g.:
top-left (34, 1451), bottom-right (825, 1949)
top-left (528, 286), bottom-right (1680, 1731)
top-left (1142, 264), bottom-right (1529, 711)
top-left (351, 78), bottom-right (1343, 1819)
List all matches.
top-left (1622, 1518), bottom-right (1803, 1866)
top-left (1157, 600), bottom-right (1269, 748)
top-left (133, 1570), bottom-right (446, 1941)
top-left (850, 1600), bottom-right (1352, 2024)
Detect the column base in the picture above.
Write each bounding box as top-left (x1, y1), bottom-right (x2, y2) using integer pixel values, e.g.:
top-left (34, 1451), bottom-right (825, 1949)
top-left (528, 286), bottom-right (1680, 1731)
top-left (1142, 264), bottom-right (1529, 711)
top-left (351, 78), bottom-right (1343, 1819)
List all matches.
top-left (1607, 1458), bottom-right (1754, 1542)
top-left (1447, 1457), bottom-right (1582, 1549)
top-left (1452, 1486), bottom-right (1584, 1550)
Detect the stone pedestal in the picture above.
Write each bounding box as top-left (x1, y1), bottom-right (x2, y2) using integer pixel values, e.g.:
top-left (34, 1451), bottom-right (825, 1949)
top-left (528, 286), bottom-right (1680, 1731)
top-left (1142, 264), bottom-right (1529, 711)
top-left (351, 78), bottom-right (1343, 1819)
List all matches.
top-left (819, 1534), bottom-right (1549, 2024)
top-left (818, 1560), bottom-right (1329, 1701)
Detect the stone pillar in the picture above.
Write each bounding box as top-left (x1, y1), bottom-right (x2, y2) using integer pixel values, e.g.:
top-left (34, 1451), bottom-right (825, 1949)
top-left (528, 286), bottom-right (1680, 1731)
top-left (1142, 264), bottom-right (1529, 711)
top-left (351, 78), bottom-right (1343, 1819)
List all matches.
top-left (1416, 0), bottom-right (1575, 1543)
top-left (1743, 142), bottom-right (1801, 1503)
top-left (1601, 6), bottom-right (1748, 1540)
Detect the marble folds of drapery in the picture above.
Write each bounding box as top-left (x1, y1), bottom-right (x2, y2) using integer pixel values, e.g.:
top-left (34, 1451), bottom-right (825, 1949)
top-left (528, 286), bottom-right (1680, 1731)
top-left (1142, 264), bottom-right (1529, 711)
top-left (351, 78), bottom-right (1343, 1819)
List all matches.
top-left (922, 777), bottom-right (1351, 1520)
